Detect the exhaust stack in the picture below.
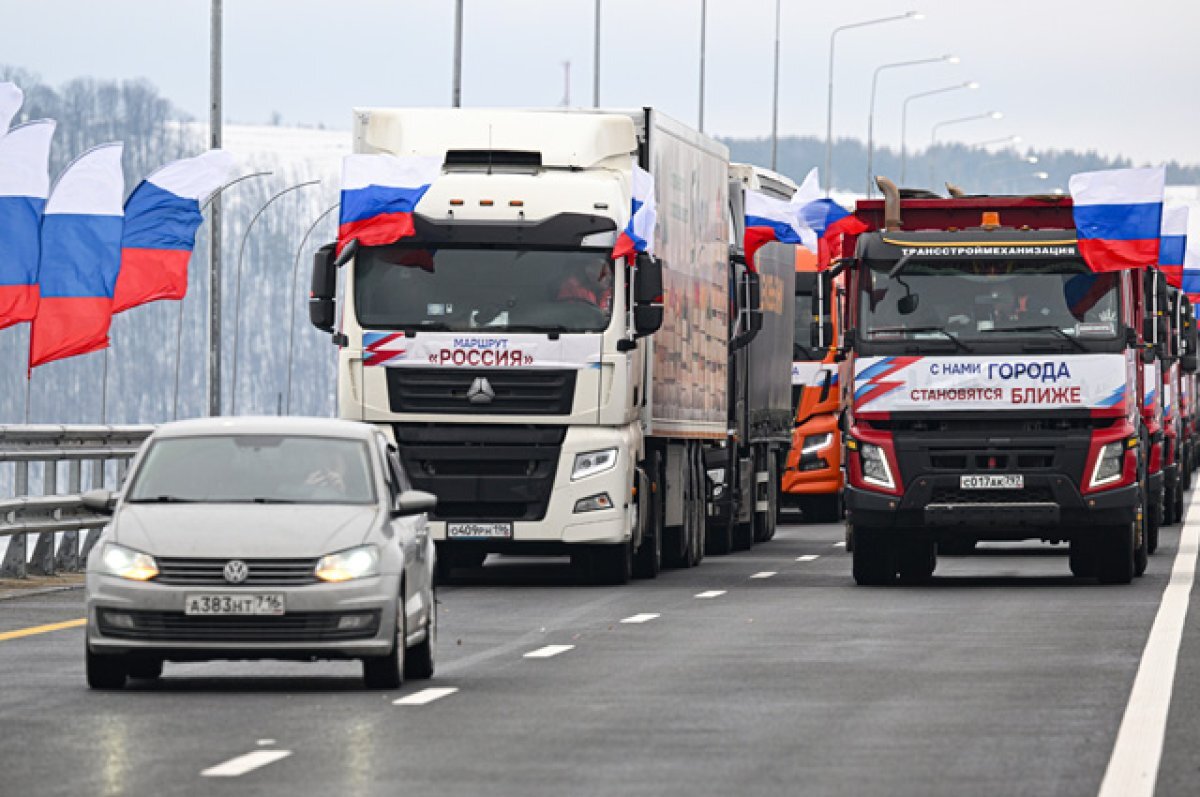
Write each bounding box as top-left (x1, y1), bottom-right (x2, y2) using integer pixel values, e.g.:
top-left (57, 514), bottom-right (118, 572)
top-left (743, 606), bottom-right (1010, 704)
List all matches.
top-left (875, 176), bottom-right (903, 231)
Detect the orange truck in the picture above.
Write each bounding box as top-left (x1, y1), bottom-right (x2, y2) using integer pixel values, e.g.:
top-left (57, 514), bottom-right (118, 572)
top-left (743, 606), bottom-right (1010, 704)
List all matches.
top-left (781, 248), bottom-right (847, 522)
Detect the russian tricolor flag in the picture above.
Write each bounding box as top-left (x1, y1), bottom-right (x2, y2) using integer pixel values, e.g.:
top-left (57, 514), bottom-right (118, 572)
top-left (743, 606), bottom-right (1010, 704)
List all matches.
top-left (0, 81), bottom-right (23, 132)
top-left (1183, 217), bottom-right (1200, 308)
top-left (1069, 166), bottom-right (1165, 272)
top-left (29, 143), bottom-right (125, 371)
top-left (0, 120), bottom-right (55, 329)
top-left (1159, 205), bottom-right (1188, 289)
top-left (113, 150), bottom-right (236, 314)
top-left (612, 165), bottom-right (657, 260)
top-left (338, 154), bottom-right (441, 255)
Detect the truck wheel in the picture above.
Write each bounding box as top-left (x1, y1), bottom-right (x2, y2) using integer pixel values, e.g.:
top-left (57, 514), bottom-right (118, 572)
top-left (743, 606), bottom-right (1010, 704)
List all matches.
top-left (1096, 523), bottom-right (1135, 585)
top-left (1163, 483), bottom-right (1177, 527)
top-left (1173, 480), bottom-right (1185, 524)
top-left (589, 542), bottom-right (633, 585)
top-left (896, 537), bottom-right (936, 584)
top-left (801, 493), bottom-right (843, 524)
top-left (688, 447), bottom-right (706, 567)
top-left (753, 454), bottom-right (779, 543)
top-left (852, 526), bottom-right (896, 586)
top-left (1183, 448), bottom-right (1193, 491)
top-left (634, 455), bottom-right (664, 578)
top-left (1068, 538), bottom-right (1098, 579)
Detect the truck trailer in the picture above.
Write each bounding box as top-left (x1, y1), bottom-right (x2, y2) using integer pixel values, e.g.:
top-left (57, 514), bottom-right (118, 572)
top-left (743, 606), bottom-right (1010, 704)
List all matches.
top-left (309, 107), bottom-right (730, 584)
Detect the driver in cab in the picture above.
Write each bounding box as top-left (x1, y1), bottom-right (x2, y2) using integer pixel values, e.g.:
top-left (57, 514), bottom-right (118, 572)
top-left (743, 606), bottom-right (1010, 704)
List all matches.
top-left (557, 260), bottom-right (614, 311)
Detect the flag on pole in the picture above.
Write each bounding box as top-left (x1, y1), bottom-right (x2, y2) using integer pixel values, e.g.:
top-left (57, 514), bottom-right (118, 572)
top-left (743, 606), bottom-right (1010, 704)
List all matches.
top-left (743, 167), bottom-right (824, 271)
top-left (612, 165), bottom-right (657, 259)
top-left (1068, 166), bottom-right (1165, 271)
top-left (1183, 215), bottom-right (1200, 308)
top-left (1159, 204), bottom-right (1188, 289)
top-left (113, 150), bottom-right (236, 314)
top-left (0, 82), bottom-right (23, 132)
top-left (29, 143), bottom-right (125, 371)
top-left (337, 154), bottom-right (441, 255)
top-left (0, 120), bottom-right (55, 329)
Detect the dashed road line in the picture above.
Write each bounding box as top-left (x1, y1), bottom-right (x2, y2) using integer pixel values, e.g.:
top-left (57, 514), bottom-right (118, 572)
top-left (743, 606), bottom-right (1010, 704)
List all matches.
top-left (796, 555), bottom-right (820, 562)
top-left (394, 687), bottom-right (460, 706)
top-left (620, 613), bottom-right (661, 624)
top-left (524, 644), bottom-right (575, 659)
top-left (694, 590), bottom-right (726, 599)
top-left (832, 541), bottom-right (846, 548)
top-left (201, 750), bottom-right (292, 778)
top-left (0, 618), bottom-right (85, 642)
top-left (750, 571), bottom-right (777, 579)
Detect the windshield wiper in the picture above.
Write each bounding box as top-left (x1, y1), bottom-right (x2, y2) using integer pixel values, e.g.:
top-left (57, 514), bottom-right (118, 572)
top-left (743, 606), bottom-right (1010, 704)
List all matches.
top-left (249, 497), bottom-right (299, 504)
top-left (979, 325), bottom-right (1086, 352)
top-left (869, 325), bottom-right (973, 353)
top-left (126, 495), bottom-right (199, 504)
top-left (499, 324), bottom-right (574, 334)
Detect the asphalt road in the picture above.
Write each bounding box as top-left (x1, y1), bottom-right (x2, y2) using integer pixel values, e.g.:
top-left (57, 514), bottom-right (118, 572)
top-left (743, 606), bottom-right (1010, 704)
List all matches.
top-left (2, 498), bottom-right (1199, 797)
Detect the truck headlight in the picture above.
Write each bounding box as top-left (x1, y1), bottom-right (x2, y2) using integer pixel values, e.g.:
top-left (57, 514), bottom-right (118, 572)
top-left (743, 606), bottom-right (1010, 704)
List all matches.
top-left (315, 545), bottom-right (380, 583)
top-left (1090, 442), bottom-right (1125, 488)
top-left (801, 433), bottom-right (834, 456)
top-left (859, 442), bottom-right (895, 490)
top-left (101, 543), bottom-right (159, 581)
top-left (572, 448), bottom-right (618, 481)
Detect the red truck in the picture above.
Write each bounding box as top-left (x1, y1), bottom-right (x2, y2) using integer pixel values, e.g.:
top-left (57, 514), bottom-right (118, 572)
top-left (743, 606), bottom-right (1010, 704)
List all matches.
top-left (829, 180), bottom-right (1157, 585)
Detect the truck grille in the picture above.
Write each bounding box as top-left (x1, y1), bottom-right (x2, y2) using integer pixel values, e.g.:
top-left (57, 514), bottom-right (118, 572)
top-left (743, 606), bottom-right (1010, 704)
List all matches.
top-left (155, 558), bottom-right (320, 587)
top-left (929, 486), bottom-right (1055, 505)
top-left (97, 610), bottom-right (380, 642)
top-left (386, 368), bottom-right (577, 415)
top-left (394, 424), bottom-right (565, 521)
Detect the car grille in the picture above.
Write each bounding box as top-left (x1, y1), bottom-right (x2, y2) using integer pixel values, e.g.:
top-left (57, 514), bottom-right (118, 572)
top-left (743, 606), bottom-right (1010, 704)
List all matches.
top-left (154, 558), bottom-right (320, 587)
top-left (97, 610), bottom-right (380, 642)
top-left (386, 368), bottom-right (577, 415)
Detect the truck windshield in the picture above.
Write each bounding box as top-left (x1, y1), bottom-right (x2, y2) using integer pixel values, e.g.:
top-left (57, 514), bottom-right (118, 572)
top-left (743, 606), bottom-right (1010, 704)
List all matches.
top-left (355, 243), bottom-right (616, 333)
top-left (793, 290), bottom-right (821, 360)
top-left (859, 259), bottom-right (1120, 349)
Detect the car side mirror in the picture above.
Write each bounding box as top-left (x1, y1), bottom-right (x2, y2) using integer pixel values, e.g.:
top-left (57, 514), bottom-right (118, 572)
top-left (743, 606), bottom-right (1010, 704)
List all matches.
top-left (309, 243), bottom-right (338, 333)
top-left (392, 489), bottom-right (437, 517)
top-left (633, 253), bottom-right (664, 337)
top-left (81, 489), bottom-right (117, 515)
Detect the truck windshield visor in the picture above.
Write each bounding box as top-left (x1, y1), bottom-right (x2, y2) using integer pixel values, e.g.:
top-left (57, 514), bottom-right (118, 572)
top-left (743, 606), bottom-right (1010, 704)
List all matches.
top-left (355, 243), bottom-right (616, 333)
top-left (859, 259), bottom-right (1120, 343)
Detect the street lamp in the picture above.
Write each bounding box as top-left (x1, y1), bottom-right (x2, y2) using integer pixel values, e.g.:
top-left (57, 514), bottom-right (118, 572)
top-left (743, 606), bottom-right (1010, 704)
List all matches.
top-left (899, 80), bottom-right (978, 184)
top-left (867, 54), bottom-right (958, 196)
top-left (770, 0), bottom-right (781, 170)
top-left (698, 0), bottom-right (707, 131)
top-left (452, 0), bottom-right (463, 107)
top-left (230, 179), bottom-right (321, 415)
top-left (928, 111), bottom-right (1002, 185)
top-left (824, 10), bottom-right (924, 193)
top-left (977, 134), bottom-right (1021, 148)
top-left (284, 203), bottom-right (339, 416)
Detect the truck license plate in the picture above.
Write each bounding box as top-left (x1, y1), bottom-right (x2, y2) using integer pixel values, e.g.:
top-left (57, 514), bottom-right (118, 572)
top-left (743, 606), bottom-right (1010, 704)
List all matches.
top-left (184, 594), bottom-right (285, 616)
top-left (447, 522), bottom-right (513, 539)
top-left (960, 474), bottom-right (1024, 490)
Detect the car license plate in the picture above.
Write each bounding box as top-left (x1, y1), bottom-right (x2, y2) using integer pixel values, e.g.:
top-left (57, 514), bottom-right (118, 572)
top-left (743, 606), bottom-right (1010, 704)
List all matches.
top-left (447, 522), bottom-right (513, 539)
top-left (960, 474), bottom-right (1024, 490)
top-left (184, 594), bottom-right (286, 616)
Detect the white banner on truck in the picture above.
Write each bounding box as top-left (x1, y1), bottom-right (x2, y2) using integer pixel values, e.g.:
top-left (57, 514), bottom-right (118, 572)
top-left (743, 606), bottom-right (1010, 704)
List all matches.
top-left (853, 353), bottom-right (1132, 413)
top-left (362, 331), bottom-right (601, 369)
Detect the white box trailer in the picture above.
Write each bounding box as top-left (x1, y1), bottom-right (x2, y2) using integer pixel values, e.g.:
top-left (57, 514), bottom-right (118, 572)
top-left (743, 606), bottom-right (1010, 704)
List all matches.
top-left (309, 107), bottom-right (730, 583)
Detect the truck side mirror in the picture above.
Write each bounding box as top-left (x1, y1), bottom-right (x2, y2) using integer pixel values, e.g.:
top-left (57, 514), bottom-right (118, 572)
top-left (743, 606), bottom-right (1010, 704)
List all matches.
top-left (633, 253), bottom-right (664, 337)
top-left (309, 243), bottom-right (338, 333)
top-left (1182, 354), bottom-right (1198, 374)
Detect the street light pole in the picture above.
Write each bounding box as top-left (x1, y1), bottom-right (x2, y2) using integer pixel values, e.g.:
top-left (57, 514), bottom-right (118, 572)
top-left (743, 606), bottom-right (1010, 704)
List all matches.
top-left (866, 54), bottom-right (957, 196)
top-left (928, 110), bottom-right (1003, 186)
top-left (698, 0), bottom-right (707, 132)
top-left (208, 0), bottom-right (222, 416)
top-left (823, 10), bottom-right (923, 194)
top-left (900, 80), bottom-right (978, 184)
top-left (770, 0), bottom-right (781, 170)
top-left (593, 0), bottom-right (601, 107)
top-left (452, 0), bottom-right (463, 107)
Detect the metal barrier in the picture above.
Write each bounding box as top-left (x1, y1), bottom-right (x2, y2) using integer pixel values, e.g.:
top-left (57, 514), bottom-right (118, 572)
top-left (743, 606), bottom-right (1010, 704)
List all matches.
top-left (0, 425), bottom-right (154, 578)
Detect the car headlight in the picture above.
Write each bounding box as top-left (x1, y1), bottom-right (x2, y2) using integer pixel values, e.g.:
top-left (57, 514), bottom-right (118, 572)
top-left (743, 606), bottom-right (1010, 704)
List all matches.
top-left (101, 543), bottom-right (159, 581)
top-left (801, 433), bottom-right (834, 456)
top-left (858, 442), bottom-right (895, 490)
top-left (572, 448), bottom-right (618, 481)
top-left (314, 545), bottom-right (380, 583)
top-left (1090, 441), bottom-right (1125, 488)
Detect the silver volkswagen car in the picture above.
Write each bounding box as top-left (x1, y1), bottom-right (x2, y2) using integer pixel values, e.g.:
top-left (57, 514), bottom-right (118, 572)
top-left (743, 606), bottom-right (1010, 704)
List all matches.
top-left (83, 416), bottom-right (438, 690)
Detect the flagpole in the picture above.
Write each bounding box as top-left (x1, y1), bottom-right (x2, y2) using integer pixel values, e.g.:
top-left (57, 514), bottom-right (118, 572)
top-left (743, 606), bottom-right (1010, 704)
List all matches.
top-left (172, 297), bottom-right (186, 420)
top-left (23, 373), bottom-right (31, 424)
top-left (100, 345), bottom-right (110, 424)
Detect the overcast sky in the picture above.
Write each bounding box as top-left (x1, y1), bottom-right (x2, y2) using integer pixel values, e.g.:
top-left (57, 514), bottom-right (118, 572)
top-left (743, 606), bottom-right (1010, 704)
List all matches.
top-left (3, 0), bottom-right (1197, 167)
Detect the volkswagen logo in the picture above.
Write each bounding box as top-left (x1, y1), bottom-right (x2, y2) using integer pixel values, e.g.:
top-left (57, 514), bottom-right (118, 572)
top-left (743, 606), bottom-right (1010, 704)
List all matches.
top-left (467, 376), bottom-right (495, 405)
top-left (223, 560), bottom-right (249, 584)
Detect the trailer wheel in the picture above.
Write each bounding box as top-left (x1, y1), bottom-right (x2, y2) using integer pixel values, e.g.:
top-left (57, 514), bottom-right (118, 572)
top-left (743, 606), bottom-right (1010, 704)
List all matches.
top-left (752, 450), bottom-right (778, 543)
top-left (852, 526), bottom-right (896, 586)
top-left (688, 444), bottom-right (706, 567)
top-left (1096, 523), bottom-right (1135, 585)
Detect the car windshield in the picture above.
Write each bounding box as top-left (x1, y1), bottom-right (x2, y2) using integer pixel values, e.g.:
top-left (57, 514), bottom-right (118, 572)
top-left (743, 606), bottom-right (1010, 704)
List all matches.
top-left (355, 243), bottom-right (616, 333)
top-left (860, 259), bottom-right (1120, 345)
top-left (126, 436), bottom-right (376, 505)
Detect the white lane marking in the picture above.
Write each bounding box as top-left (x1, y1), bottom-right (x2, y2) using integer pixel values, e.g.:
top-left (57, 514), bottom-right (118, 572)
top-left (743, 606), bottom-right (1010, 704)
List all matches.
top-left (394, 687), bottom-right (459, 706)
top-left (524, 644), bottom-right (575, 659)
top-left (750, 571), bottom-right (777, 579)
top-left (832, 541), bottom-right (846, 548)
top-left (255, 739), bottom-right (276, 747)
top-left (796, 555), bottom-right (820, 562)
top-left (1097, 506), bottom-right (1200, 797)
top-left (694, 590), bottom-right (726, 599)
top-left (620, 613), bottom-right (660, 624)
top-left (201, 750), bottom-right (292, 778)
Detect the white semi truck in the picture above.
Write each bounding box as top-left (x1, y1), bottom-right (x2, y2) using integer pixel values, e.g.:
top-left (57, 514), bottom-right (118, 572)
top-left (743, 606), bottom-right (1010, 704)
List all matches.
top-left (309, 108), bottom-right (731, 583)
